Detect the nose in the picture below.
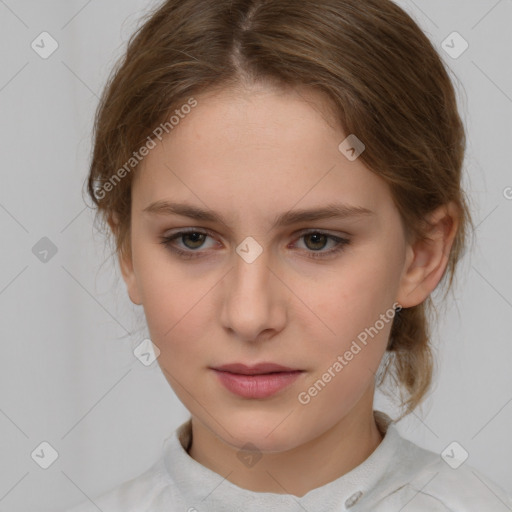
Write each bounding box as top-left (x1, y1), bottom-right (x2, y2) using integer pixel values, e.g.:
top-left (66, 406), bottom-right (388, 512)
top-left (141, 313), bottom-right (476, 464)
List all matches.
top-left (219, 247), bottom-right (287, 343)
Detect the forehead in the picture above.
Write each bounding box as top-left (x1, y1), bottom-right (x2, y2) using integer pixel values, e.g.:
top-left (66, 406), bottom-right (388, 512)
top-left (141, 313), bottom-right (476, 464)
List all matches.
top-left (132, 85), bottom-right (392, 219)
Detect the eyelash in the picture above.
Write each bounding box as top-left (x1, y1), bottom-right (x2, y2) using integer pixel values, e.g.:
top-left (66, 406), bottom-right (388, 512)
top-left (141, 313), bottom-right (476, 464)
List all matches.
top-left (159, 229), bottom-right (350, 260)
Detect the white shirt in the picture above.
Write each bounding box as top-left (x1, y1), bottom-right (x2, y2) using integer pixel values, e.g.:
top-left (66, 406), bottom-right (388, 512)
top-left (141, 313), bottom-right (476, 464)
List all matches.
top-left (64, 410), bottom-right (512, 511)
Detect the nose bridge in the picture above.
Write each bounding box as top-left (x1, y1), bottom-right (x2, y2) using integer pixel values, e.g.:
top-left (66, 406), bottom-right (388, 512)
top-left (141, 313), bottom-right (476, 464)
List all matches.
top-left (220, 242), bottom-right (283, 339)
top-left (230, 242), bottom-right (272, 303)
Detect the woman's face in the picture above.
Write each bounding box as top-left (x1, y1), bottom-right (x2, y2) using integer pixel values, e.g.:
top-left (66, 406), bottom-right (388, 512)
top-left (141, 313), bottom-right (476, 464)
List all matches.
top-left (122, 84), bottom-right (414, 452)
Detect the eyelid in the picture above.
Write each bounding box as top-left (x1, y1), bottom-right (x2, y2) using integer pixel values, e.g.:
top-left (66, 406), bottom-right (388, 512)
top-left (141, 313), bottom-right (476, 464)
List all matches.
top-left (161, 227), bottom-right (349, 244)
top-left (162, 227), bottom-right (220, 249)
top-left (293, 227), bottom-right (350, 238)
top-left (160, 227), bottom-right (351, 260)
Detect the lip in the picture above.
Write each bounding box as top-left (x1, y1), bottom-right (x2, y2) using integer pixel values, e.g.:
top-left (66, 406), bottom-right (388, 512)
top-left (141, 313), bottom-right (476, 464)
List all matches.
top-left (212, 362), bottom-right (300, 375)
top-left (210, 362), bottom-right (304, 399)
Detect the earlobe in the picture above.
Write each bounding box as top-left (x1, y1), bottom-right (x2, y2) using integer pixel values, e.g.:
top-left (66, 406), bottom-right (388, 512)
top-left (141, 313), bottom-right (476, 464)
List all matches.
top-left (397, 203), bottom-right (459, 308)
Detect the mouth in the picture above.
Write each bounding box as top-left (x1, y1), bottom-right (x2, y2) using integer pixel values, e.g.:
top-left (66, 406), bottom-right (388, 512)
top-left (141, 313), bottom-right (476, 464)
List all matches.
top-left (210, 362), bottom-right (305, 399)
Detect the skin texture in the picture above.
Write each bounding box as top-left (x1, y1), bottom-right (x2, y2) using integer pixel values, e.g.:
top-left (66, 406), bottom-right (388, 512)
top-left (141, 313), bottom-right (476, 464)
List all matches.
top-left (114, 83), bottom-right (458, 497)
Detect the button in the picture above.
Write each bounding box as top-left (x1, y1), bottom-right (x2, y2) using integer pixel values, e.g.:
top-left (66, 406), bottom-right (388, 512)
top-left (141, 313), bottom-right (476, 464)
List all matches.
top-left (345, 490), bottom-right (363, 508)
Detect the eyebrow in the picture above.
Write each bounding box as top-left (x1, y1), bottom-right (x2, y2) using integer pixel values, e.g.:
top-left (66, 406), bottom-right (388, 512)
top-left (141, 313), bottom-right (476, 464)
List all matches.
top-left (143, 200), bottom-right (374, 229)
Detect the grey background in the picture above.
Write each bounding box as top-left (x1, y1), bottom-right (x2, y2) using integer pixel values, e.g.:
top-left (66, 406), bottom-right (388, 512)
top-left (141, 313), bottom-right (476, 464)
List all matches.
top-left (0, 1), bottom-right (511, 510)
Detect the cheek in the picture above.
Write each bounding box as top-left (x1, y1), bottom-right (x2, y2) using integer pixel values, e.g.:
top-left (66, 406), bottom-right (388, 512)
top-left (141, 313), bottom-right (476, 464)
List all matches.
top-left (306, 259), bottom-right (399, 343)
top-left (132, 248), bottom-right (207, 348)
top-left (144, 293), bottom-right (211, 391)
top-left (142, 281), bottom-right (211, 348)
top-left (296, 244), bottom-right (400, 381)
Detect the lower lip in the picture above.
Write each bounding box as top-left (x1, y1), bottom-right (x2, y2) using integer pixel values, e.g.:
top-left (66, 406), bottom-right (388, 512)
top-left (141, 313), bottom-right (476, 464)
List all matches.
top-left (212, 369), bottom-right (304, 399)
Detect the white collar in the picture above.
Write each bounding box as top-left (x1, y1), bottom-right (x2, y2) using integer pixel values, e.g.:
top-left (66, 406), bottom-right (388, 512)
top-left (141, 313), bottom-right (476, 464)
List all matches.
top-left (162, 410), bottom-right (418, 510)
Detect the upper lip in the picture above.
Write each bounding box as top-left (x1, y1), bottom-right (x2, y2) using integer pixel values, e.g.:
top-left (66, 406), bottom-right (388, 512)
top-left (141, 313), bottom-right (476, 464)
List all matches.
top-left (211, 363), bottom-right (302, 375)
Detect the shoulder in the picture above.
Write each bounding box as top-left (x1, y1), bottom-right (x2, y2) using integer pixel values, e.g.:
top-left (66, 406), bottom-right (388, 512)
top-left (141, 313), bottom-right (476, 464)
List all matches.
top-left (60, 457), bottom-right (178, 512)
top-left (60, 421), bottom-right (195, 512)
top-left (410, 457), bottom-right (512, 510)
top-left (375, 430), bottom-right (512, 511)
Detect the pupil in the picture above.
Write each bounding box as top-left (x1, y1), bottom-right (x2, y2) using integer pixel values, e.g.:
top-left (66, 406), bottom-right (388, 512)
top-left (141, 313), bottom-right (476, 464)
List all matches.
top-left (306, 233), bottom-right (326, 250)
top-left (184, 233), bottom-right (205, 248)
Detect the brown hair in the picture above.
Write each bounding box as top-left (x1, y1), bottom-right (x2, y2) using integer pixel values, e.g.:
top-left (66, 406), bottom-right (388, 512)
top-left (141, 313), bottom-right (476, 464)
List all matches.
top-left (86, 0), bottom-right (474, 420)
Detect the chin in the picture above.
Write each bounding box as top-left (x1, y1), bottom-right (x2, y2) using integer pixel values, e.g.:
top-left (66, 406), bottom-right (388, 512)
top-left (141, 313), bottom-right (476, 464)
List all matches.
top-left (212, 408), bottom-right (308, 453)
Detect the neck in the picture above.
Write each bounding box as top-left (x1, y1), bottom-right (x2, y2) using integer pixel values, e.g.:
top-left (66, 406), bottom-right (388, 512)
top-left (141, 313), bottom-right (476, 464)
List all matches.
top-left (188, 398), bottom-right (384, 497)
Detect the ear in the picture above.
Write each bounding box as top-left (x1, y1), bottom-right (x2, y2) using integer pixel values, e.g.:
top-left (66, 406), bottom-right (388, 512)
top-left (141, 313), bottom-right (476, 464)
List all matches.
top-left (397, 202), bottom-right (459, 308)
top-left (108, 213), bottom-right (143, 306)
